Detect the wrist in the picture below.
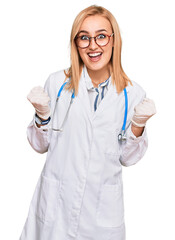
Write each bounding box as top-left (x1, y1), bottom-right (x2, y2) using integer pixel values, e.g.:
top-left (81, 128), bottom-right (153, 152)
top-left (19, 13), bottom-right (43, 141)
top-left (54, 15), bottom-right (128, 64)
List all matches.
top-left (131, 118), bottom-right (146, 128)
top-left (35, 109), bottom-right (51, 120)
top-left (131, 124), bottom-right (144, 137)
top-left (35, 113), bottom-right (51, 125)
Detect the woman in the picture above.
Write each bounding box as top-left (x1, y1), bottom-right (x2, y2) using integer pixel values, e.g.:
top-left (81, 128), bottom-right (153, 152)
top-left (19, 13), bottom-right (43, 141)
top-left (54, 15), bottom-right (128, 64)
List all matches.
top-left (20, 5), bottom-right (156, 240)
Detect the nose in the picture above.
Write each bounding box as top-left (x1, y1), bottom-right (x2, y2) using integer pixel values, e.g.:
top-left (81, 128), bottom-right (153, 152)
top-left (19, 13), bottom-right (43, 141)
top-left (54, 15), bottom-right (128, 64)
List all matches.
top-left (89, 37), bottom-right (98, 49)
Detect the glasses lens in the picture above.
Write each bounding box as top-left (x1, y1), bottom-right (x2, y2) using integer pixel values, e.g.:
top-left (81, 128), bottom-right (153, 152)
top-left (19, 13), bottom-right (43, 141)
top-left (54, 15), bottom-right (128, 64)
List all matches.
top-left (96, 34), bottom-right (109, 46)
top-left (76, 35), bottom-right (89, 48)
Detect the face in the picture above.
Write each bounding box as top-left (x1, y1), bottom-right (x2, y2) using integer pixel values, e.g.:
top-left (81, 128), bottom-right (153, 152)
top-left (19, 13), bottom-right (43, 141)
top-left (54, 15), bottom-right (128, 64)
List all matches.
top-left (76, 15), bottom-right (114, 74)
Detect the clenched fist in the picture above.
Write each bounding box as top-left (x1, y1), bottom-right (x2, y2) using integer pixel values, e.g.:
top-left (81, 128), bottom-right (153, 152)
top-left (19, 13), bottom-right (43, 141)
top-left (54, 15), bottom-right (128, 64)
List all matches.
top-left (27, 86), bottom-right (51, 120)
top-left (131, 98), bottom-right (156, 127)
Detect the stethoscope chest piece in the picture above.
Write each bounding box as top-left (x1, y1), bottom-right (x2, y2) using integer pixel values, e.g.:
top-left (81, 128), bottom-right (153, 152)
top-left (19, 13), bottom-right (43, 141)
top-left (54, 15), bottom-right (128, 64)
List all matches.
top-left (118, 130), bottom-right (127, 142)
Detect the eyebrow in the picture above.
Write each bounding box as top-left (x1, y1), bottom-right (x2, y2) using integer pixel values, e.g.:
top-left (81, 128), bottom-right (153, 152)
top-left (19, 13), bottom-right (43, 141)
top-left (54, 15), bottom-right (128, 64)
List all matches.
top-left (77, 29), bottom-right (107, 34)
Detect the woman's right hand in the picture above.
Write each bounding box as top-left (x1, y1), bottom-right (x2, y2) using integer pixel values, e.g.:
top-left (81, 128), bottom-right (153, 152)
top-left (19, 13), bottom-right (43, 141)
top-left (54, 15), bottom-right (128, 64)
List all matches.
top-left (27, 86), bottom-right (51, 120)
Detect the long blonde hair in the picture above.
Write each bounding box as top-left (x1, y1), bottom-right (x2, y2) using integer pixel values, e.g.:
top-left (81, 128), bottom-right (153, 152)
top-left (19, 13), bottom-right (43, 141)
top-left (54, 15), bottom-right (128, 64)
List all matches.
top-left (64, 5), bottom-right (132, 96)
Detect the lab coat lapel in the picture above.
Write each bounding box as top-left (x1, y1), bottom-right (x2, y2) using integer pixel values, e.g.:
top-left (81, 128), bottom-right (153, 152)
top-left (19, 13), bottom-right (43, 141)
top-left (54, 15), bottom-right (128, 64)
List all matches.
top-left (77, 70), bottom-right (93, 124)
top-left (92, 78), bottom-right (115, 119)
top-left (76, 66), bottom-right (130, 124)
top-left (52, 86), bottom-right (73, 130)
top-left (92, 80), bottom-right (130, 121)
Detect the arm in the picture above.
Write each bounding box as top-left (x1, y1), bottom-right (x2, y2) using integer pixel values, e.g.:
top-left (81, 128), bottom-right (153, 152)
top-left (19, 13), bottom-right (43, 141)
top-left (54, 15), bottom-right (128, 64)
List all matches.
top-left (120, 97), bottom-right (156, 166)
top-left (27, 117), bottom-right (51, 153)
top-left (26, 74), bottom-right (53, 153)
top-left (119, 124), bottom-right (148, 166)
top-left (131, 124), bottom-right (144, 137)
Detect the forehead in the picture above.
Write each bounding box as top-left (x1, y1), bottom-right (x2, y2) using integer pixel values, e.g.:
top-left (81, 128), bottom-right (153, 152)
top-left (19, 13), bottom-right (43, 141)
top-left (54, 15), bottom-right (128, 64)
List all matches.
top-left (79, 15), bottom-right (112, 33)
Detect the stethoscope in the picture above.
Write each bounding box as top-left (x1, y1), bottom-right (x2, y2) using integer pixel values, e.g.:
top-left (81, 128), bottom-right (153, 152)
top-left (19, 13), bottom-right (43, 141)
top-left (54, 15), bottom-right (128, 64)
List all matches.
top-left (52, 81), bottom-right (75, 132)
top-left (52, 81), bottom-right (128, 142)
top-left (117, 88), bottom-right (128, 142)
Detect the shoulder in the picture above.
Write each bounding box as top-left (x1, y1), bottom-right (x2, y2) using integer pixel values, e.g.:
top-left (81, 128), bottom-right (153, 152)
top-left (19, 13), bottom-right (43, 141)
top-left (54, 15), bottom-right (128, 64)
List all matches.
top-left (44, 68), bottom-right (69, 97)
top-left (128, 80), bottom-right (146, 100)
top-left (46, 68), bottom-right (68, 86)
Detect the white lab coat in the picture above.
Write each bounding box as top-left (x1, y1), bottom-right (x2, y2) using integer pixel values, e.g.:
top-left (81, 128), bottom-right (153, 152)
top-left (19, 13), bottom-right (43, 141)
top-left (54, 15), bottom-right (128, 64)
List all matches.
top-left (20, 66), bottom-right (148, 240)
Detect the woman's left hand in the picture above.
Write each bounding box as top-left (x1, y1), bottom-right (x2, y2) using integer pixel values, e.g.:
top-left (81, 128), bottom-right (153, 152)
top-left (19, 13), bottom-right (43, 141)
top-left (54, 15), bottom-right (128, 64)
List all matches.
top-left (131, 98), bottom-right (156, 128)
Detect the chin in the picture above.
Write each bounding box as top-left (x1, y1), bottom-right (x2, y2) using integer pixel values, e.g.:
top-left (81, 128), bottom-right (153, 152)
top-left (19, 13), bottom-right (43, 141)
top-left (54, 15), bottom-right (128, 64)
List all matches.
top-left (86, 62), bottom-right (110, 72)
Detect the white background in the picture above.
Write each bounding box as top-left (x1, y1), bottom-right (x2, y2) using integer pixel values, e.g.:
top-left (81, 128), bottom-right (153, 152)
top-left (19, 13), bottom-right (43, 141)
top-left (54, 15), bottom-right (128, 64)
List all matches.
top-left (0, 0), bottom-right (174, 239)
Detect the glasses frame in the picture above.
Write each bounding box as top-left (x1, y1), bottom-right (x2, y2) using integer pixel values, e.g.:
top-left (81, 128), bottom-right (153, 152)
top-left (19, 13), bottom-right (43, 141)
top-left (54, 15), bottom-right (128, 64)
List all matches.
top-left (75, 32), bottom-right (114, 49)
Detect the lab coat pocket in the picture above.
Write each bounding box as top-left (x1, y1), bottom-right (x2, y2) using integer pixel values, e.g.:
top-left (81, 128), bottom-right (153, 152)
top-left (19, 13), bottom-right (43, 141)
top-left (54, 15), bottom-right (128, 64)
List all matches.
top-left (96, 183), bottom-right (124, 228)
top-left (30, 174), bottom-right (60, 223)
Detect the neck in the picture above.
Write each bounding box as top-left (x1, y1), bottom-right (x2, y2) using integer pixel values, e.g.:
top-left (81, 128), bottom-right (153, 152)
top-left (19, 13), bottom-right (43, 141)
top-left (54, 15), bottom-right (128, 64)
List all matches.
top-left (87, 65), bottom-right (111, 87)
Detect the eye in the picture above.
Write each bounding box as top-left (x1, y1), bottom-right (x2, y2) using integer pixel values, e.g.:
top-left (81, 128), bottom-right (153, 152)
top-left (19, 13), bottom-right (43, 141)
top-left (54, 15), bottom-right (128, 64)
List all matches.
top-left (97, 34), bottom-right (106, 39)
top-left (80, 35), bottom-right (89, 40)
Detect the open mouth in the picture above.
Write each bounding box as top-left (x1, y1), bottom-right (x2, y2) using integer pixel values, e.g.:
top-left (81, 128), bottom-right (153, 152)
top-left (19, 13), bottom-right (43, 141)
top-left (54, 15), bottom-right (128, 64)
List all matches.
top-left (88, 52), bottom-right (102, 58)
top-left (87, 52), bottom-right (103, 62)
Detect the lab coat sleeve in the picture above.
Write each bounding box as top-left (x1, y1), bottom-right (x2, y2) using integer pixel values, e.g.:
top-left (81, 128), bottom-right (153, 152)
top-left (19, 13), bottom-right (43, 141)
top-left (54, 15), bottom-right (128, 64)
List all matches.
top-left (26, 73), bottom-right (54, 154)
top-left (27, 117), bottom-right (51, 153)
top-left (119, 82), bottom-right (148, 166)
top-left (119, 124), bottom-right (148, 167)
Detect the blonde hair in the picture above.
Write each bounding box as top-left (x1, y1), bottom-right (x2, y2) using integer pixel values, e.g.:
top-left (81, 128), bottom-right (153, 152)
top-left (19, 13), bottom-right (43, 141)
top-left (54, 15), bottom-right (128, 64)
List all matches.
top-left (64, 5), bottom-right (132, 96)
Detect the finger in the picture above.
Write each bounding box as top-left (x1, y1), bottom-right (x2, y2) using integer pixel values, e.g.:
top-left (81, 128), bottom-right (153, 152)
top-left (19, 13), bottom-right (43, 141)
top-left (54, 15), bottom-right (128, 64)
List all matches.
top-left (31, 86), bottom-right (44, 94)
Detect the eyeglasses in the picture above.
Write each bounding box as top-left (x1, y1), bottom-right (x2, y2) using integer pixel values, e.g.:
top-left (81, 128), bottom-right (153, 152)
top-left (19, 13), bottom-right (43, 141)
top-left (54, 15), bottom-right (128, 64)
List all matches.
top-left (75, 33), bottom-right (114, 49)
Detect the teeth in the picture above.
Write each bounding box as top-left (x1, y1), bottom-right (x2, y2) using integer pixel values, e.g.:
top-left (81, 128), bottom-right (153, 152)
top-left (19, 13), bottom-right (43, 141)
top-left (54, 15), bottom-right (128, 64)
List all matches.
top-left (88, 53), bottom-right (102, 57)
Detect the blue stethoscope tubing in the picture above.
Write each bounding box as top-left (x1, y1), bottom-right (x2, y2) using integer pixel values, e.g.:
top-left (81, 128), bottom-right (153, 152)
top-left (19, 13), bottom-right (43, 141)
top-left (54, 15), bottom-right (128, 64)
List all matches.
top-left (52, 81), bottom-right (128, 142)
top-left (118, 88), bottom-right (128, 141)
top-left (57, 82), bottom-right (75, 99)
top-left (52, 81), bottom-right (75, 131)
